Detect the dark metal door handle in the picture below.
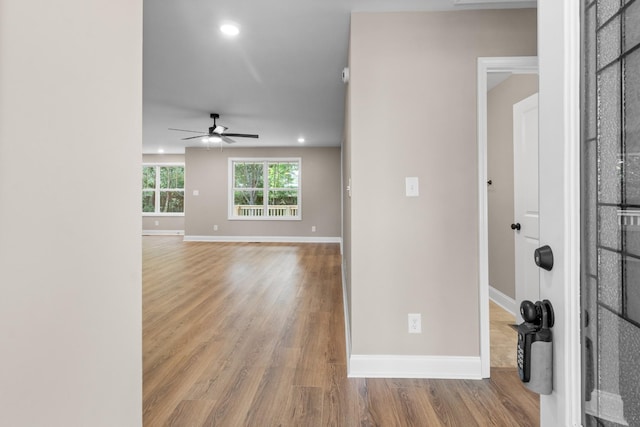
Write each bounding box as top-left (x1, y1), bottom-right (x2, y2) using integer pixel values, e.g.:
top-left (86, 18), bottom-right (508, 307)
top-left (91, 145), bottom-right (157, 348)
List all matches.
top-left (511, 223), bottom-right (521, 231)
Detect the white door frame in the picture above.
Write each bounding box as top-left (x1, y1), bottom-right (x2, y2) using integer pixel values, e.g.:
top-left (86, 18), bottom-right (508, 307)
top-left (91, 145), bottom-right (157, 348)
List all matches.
top-left (477, 56), bottom-right (538, 379)
top-left (478, 1), bottom-right (582, 423)
top-left (537, 0), bottom-right (581, 425)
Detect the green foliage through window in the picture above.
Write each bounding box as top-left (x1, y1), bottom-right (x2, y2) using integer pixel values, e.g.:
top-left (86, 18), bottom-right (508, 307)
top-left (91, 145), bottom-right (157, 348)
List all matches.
top-left (231, 159), bottom-right (300, 218)
top-left (143, 165), bottom-right (185, 214)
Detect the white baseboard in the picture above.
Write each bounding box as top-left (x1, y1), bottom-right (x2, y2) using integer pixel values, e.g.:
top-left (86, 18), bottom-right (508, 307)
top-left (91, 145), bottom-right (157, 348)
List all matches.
top-left (142, 229), bottom-right (184, 236)
top-left (489, 286), bottom-right (517, 316)
top-left (183, 235), bottom-right (341, 243)
top-left (348, 355), bottom-right (482, 379)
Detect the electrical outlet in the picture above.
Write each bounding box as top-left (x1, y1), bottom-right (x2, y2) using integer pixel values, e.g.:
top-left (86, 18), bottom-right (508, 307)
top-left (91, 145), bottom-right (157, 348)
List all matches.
top-left (213, 225), bottom-right (218, 231)
top-left (154, 220), bottom-right (159, 226)
top-left (312, 225), bottom-right (316, 232)
top-left (408, 313), bottom-right (421, 334)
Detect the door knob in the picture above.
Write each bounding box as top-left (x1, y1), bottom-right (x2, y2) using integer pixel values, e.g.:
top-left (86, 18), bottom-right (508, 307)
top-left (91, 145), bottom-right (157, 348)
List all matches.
top-left (511, 223), bottom-right (521, 231)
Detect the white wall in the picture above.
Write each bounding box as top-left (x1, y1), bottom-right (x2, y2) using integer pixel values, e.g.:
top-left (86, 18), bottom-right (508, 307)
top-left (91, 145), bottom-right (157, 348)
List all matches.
top-left (0, 1), bottom-right (143, 425)
top-left (348, 9), bottom-right (537, 363)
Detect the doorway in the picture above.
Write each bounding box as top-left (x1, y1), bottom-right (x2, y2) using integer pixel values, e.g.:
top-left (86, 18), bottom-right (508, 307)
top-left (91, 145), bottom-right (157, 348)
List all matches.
top-left (488, 76), bottom-right (539, 369)
top-left (477, 57), bottom-right (538, 377)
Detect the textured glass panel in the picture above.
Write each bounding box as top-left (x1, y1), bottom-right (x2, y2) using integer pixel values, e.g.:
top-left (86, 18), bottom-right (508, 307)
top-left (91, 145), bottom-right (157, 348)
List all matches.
top-left (623, 210), bottom-right (640, 256)
top-left (625, 0), bottom-right (640, 52)
top-left (624, 153), bottom-right (640, 205)
top-left (583, 1), bottom-right (640, 424)
top-left (598, 65), bottom-right (622, 204)
top-left (599, 206), bottom-right (622, 249)
top-left (625, 256), bottom-right (640, 323)
top-left (624, 50), bottom-right (640, 163)
top-left (586, 5), bottom-right (597, 140)
top-left (618, 315), bottom-right (640, 425)
top-left (597, 0), bottom-right (621, 26)
top-left (596, 307), bottom-right (623, 405)
top-left (597, 17), bottom-right (620, 69)
top-left (599, 248), bottom-right (623, 311)
top-left (587, 309), bottom-right (640, 426)
top-left (596, 309), bottom-right (640, 425)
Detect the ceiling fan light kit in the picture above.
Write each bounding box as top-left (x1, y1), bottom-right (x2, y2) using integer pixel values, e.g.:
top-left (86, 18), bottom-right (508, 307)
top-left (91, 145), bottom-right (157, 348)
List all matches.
top-left (170, 113), bottom-right (259, 144)
top-left (220, 23), bottom-right (240, 37)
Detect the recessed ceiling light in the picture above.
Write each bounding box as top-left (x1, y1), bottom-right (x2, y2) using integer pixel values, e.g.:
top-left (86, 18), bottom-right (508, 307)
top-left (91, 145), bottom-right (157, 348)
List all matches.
top-left (158, 148), bottom-right (164, 153)
top-left (220, 24), bottom-right (240, 37)
top-left (297, 137), bottom-right (305, 143)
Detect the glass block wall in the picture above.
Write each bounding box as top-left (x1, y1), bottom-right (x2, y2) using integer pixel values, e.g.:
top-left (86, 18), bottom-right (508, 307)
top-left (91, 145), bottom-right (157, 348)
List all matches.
top-left (582, 0), bottom-right (640, 425)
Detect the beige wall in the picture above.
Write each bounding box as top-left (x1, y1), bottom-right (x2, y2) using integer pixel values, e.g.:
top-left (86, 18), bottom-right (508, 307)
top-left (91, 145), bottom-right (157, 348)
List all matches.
top-left (142, 154), bottom-right (186, 232)
top-left (487, 75), bottom-right (538, 299)
top-left (0, 0), bottom-right (142, 425)
top-left (348, 9), bottom-right (537, 356)
top-left (185, 147), bottom-right (341, 238)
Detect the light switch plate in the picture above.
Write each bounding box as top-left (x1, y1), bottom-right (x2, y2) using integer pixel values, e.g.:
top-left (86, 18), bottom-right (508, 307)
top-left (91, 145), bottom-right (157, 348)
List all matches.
top-left (405, 177), bottom-right (419, 197)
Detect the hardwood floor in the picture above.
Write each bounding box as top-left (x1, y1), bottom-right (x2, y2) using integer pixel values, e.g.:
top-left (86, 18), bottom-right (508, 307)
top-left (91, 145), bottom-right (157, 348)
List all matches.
top-left (490, 301), bottom-right (518, 368)
top-left (143, 236), bottom-right (539, 426)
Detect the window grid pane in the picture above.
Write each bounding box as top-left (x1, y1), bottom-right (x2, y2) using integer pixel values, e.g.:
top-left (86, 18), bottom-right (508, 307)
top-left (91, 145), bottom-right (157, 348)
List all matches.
top-left (231, 159), bottom-right (300, 218)
top-left (142, 165), bottom-right (184, 214)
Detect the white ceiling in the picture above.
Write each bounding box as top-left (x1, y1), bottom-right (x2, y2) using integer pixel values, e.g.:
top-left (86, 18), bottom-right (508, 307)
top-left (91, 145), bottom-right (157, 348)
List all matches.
top-left (143, 0), bottom-right (536, 153)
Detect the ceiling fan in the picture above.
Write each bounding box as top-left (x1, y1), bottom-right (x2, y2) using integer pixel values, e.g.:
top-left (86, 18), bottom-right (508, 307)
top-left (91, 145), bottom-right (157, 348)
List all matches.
top-left (169, 113), bottom-right (259, 144)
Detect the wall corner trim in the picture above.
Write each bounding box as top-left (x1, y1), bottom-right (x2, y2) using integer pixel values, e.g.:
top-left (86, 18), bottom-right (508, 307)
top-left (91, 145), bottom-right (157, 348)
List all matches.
top-left (489, 286), bottom-right (517, 316)
top-left (348, 355), bottom-right (482, 379)
top-left (183, 235), bottom-right (341, 243)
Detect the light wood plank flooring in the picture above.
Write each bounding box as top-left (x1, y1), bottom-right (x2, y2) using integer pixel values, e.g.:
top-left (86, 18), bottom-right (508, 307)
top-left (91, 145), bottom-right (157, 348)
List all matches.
top-left (490, 301), bottom-right (518, 368)
top-left (143, 236), bottom-right (539, 426)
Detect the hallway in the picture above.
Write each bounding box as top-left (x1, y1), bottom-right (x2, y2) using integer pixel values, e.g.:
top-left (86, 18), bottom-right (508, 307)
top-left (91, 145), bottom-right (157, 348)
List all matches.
top-left (143, 236), bottom-right (539, 426)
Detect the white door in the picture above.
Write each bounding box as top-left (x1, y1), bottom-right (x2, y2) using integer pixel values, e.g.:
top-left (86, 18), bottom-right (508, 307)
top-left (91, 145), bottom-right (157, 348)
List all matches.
top-left (538, 0), bottom-right (581, 425)
top-left (513, 93), bottom-right (540, 325)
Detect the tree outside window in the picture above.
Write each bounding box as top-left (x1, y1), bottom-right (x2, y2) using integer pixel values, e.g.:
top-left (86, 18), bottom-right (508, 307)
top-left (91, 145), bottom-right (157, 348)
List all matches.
top-left (230, 158), bottom-right (300, 219)
top-left (142, 164), bottom-right (184, 214)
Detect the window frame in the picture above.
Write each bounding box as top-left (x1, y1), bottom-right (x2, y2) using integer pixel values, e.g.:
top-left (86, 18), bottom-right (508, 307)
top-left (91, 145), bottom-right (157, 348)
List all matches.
top-left (228, 157), bottom-right (302, 221)
top-left (142, 163), bottom-right (185, 216)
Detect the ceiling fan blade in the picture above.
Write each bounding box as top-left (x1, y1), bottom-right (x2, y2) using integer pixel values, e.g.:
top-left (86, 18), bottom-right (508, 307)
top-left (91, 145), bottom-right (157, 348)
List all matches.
top-left (221, 136), bottom-right (237, 144)
top-left (181, 134), bottom-right (209, 140)
top-left (223, 133), bottom-right (259, 139)
top-left (168, 128), bottom-right (205, 134)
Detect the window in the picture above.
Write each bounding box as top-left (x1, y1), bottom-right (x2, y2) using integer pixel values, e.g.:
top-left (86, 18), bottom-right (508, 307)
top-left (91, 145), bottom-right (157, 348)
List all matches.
top-left (142, 164), bottom-right (184, 215)
top-left (229, 158), bottom-right (301, 219)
